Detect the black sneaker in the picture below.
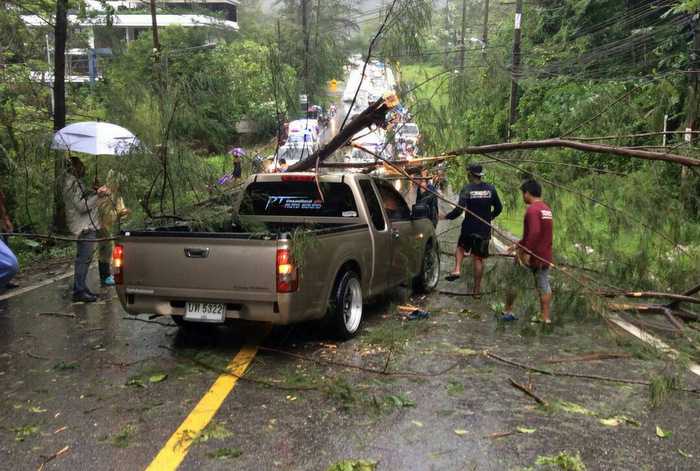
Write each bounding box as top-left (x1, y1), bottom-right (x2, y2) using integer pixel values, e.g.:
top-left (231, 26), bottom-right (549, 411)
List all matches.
top-left (72, 292), bottom-right (97, 303)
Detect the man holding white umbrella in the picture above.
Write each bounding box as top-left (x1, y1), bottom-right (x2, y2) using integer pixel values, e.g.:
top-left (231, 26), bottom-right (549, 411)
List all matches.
top-left (64, 157), bottom-right (110, 302)
top-left (52, 121), bottom-right (139, 302)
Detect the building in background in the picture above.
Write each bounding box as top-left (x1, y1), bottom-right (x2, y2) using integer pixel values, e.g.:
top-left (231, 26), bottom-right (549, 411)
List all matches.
top-left (22, 0), bottom-right (240, 84)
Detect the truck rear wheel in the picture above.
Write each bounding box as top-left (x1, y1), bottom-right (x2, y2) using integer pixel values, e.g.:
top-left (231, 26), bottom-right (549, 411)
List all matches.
top-left (413, 242), bottom-right (440, 294)
top-left (327, 270), bottom-right (363, 339)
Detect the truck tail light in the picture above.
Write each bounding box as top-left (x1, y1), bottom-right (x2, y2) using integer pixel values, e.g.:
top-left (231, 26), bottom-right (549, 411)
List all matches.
top-left (276, 248), bottom-right (298, 293)
top-left (113, 244), bottom-right (124, 285)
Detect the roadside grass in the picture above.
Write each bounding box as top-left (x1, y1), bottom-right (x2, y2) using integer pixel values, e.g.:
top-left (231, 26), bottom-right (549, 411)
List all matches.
top-left (400, 64), bottom-right (449, 109)
top-left (12, 242), bottom-right (73, 272)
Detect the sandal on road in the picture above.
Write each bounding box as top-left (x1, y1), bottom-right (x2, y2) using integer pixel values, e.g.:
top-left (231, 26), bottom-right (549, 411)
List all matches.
top-left (444, 274), bottom-right (460, 282)
top-left (500, 312), bottom-right (519, 322)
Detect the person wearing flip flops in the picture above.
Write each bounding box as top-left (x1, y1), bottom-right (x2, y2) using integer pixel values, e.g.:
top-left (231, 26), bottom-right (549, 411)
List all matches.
top-left (502, 179), bottom-right (553, 323)
top-left (442, 164), bottom-right (503, 297)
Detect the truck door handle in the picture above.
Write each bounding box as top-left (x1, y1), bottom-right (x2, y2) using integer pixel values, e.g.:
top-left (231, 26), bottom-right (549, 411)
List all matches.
top-left (391, 229), bottom-right (400, 240)
top-left (185, 248), bottom-right (210, 258)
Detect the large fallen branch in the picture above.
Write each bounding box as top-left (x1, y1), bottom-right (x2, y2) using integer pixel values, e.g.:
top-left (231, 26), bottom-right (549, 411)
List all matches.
top-left (607, 303), bottom-right (686, 332)
top-left (443, 139), bottom-right (700, 167)
top-left (288, 96), bottom-right (398, 172)
top-left (598, 291), bottom-right (700, 305)
top-left (484, 351), bottom-right (700, 392)
top-left (668, 282), bottom-right (700, 309)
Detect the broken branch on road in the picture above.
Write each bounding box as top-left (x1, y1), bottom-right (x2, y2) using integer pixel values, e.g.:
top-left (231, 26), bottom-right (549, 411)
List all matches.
top-left (258, 346), bottom-right (460, 378)
top-left (38, 312), bottom-right (76, 319)
top-left (121, 316), bottom-right (177, 327)
top-left (544, 352), bottom-right (632, 364)
top-left (37, 446), bottom-right (70, 471)
top-left (509, 377), bottom-right (548, 406)
top-left (484, 351), bottom-right (700, 393)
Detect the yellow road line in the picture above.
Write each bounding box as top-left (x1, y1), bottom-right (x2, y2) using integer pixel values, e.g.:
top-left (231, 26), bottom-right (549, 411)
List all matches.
top-left (145, 330), bottom-right (267, 471)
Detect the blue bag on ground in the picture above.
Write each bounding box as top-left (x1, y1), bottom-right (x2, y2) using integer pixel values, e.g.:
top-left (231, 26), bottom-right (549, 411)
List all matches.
top-left (0, 239), bottom-right (18, 288)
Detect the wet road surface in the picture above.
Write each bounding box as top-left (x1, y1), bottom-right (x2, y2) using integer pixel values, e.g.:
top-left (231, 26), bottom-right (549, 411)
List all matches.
top-left (2, 205), bottom-right (700, 470)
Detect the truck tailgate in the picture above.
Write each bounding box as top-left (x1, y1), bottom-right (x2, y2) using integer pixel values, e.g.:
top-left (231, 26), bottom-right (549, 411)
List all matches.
top-left (122, 235), bottom-right (277, 300)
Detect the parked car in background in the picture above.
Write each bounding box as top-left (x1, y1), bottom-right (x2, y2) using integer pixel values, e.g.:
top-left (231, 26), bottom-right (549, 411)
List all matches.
top-left (396, 122), bottom-right (420, 146)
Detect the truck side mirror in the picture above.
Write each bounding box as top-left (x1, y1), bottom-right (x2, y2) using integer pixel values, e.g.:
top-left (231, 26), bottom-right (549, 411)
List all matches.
top-left (411, 203), bottom-right (428, 220)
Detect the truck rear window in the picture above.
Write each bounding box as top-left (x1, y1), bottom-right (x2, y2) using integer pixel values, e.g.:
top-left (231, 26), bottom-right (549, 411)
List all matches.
top-left (240, 181), bottom-right (358, 217)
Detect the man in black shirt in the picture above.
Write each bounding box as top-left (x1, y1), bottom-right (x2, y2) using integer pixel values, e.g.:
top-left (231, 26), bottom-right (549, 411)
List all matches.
top-left (415, 168), bottom-right (438, 227)
top-left (443, 164), bottom-right (502, 296)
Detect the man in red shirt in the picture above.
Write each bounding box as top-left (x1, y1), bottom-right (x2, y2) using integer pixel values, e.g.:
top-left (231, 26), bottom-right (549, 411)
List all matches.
top-left (503, 179), bottom-right (553, 323)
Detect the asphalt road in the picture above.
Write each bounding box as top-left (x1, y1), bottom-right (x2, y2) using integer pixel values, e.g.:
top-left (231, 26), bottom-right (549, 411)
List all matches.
top-left (2, 205), bottom-right (700, 470)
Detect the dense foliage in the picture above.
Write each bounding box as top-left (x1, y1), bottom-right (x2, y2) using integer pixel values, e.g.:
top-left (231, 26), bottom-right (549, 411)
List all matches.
top-left (401, 0), bottom-right (700, 296)
top-left (0, 0), bottom-right (359, 247)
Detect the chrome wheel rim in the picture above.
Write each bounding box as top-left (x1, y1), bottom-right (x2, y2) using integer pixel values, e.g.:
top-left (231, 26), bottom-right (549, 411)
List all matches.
top-left (342, 278), bottom-right (363, 333)
top-left (424, 247), bottom-right (440, 288)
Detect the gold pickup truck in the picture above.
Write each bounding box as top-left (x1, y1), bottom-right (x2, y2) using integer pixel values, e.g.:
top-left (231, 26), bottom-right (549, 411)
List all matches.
top-left (114, 173), bottom-right (439, 338)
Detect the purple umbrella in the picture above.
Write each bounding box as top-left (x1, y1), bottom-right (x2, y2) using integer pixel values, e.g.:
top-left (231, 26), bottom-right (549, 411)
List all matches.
top-left (229, 147), bottom-right (246, 157)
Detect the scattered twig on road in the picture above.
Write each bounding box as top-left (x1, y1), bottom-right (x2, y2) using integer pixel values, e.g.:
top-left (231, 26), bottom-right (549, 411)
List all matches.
top-left (439, 290), bottom-right (497, 297)
top-left (258, 345), bottom-right (461, 378)
top-left (509, 377), bottom-right (547, 406)
top-left (544, 352), bottom-right (631, 364)
top-left (37, 446), bottom-right (70, 471)
top-left (157, 345), bottom-right (318, 391)
top-left (121, 316), bottom-right (177, 327)
top-left (26, 351), bottom-right (50, 360)
top-left (484, 351), bottom-right (700, 393)
top-left (485, 431), bottom-right (515, 439)
top-left (38, 312), bottom-right (76, 319)
top-left (383, 346), bottom-right (393, 374)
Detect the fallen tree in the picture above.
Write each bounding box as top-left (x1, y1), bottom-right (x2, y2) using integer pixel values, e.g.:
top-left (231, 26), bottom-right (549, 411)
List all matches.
top-left (288, 95), bottom-right (398, 172)
top-left (443, 139), bottom-right (700, 167)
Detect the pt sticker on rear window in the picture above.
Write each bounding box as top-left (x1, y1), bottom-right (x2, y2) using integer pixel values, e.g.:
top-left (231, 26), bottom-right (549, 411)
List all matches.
top-left (265, 196), bottom-right (323, 211)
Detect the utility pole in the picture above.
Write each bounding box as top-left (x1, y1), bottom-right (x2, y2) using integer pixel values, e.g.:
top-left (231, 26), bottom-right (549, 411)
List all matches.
top-left (682, 13), bottom-right (700, 208)
top-left (52, 0), bottom-right (68, 232)
top-left (301, 0), bottom-right (310, 105)
top-left (149, 0), bottom-right (161, 58)
top-left (53, 0), bottom-right (67, 132)
top-left (444, 0), bottom-right (450, 68)
top-left (459, 0), bottom-right (467, 69)
top-left (481, 0), bottom-right (490, 59)
top-left (507, 0), bottom-right (523, 141)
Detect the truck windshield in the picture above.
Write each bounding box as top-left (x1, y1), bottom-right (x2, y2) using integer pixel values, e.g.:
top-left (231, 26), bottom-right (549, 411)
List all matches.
top-left (240, 181), bottom-right (359, 218)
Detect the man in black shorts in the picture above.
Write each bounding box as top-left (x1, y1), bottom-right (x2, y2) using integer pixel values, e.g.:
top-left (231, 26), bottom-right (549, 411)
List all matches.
top-left (442, 164), bottom-right (502, 296)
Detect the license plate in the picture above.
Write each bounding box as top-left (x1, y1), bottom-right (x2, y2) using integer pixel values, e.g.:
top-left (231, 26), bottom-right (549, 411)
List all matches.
top-left (184, 302), bottom-right (226, 323)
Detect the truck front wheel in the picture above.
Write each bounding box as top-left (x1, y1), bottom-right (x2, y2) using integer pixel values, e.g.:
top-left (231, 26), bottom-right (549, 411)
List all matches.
top-left (327, 270), bottom-right (363, 339)
top-left (413, 242), bottom-right (440, 294)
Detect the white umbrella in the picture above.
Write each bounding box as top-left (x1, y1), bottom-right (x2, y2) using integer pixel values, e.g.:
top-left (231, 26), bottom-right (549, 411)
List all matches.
top-left (51, 121), bottom-right (140, 156)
